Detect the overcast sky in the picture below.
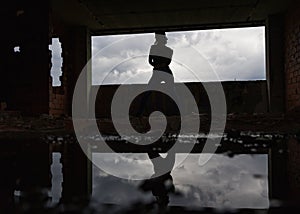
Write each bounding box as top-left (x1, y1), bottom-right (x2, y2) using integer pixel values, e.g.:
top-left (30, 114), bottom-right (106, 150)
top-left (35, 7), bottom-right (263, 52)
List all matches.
top-left (91, 26), bottom-right (266, 85)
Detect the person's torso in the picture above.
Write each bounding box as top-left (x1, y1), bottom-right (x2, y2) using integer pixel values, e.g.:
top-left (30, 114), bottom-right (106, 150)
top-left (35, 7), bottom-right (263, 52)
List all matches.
top-left (150, 45), bottom-right (173, 73)
top-left (150, 44), bottom-right (173, 59)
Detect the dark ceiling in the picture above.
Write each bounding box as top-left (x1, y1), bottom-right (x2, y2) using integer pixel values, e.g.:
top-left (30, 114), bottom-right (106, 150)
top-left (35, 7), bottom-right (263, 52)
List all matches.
top-left (51, 0), bottom-right (292, 35)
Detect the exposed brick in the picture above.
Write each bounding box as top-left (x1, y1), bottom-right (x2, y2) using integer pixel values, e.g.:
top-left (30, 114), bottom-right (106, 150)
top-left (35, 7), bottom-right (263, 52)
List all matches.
top-left (285, 4), bottom-right (300, 111)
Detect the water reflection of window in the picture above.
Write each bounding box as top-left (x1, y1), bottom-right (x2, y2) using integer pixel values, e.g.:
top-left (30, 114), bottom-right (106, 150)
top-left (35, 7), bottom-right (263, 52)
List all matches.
top-left (50, 152), bottom-right (63, 203)
top-left (91, 153), bottom-right (269, 209)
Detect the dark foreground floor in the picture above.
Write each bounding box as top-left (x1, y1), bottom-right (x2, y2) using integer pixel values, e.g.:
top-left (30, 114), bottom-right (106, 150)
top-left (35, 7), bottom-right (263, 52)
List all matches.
top-left (1, 111), bottom-right (300, 213)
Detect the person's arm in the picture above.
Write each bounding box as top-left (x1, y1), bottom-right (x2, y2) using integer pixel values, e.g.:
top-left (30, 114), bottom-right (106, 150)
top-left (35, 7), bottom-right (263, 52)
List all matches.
top-left (164, 57), bottom-right (172, 66)
top-left (148, 54), bottom-right (155, 66)
top-left (148, 45), bottom-right (153, 66)
top-left (164, 48), bottom-right (173, 65)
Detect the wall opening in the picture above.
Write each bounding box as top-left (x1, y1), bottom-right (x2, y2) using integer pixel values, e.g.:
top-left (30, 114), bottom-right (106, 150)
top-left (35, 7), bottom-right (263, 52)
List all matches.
top-left (91, 26), bottom-right (266, 85)
top-left (14, 46), bottom-right (20, 53)
top-left (49, 38), bottom-right (63, 87)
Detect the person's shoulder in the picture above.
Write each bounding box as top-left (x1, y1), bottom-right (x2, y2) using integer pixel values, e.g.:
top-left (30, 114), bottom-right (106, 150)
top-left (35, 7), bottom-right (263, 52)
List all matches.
top-left (149, 44), bottom-right (158, 51)
top-left (150, 44), bottom-right (159, 48)
top-left (165, 46), bottom-right (173, 55)
top-left (165, 45), bottom-right (173, 52)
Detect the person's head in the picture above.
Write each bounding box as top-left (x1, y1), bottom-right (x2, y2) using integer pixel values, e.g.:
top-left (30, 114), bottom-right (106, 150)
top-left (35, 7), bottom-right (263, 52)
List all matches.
top-left (155, 31), bottom-right (168, 45)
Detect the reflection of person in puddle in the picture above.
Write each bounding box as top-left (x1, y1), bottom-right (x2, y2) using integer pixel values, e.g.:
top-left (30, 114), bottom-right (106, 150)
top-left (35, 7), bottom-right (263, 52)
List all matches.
top-left (139, 151), bottom-right (175, 209)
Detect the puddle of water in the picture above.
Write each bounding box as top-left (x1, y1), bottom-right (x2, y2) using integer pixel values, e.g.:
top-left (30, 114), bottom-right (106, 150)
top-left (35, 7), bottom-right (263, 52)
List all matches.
top-left (1, 135), bottom-right (299, 213)
top-left (91, 153), bottom-right (269, 209)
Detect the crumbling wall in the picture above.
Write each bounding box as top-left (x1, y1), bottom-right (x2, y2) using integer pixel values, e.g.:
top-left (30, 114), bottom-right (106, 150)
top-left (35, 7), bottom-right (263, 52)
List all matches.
top-left (285, 2), bottom-right (300, 112)
top-left (285, 0), bottom-right (300, 199)
top-left (49, 80), bottom-right (68, 117)
top-left (0, 1), bottom-right (49, 115)
top-left (48, 12), bottom-right (72, 117)
top-left (48, 39), bottom-right (68, 117)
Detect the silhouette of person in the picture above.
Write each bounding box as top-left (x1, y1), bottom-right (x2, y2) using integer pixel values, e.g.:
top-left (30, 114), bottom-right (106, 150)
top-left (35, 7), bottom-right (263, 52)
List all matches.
top-left (139, 151), bottom-right (175, 210)
top-left (148, 31), bottom-right (173, 76)
top-left (137, 32), bottom-right (179, 209)
top-left (136, 31), bottom-right (178, 117)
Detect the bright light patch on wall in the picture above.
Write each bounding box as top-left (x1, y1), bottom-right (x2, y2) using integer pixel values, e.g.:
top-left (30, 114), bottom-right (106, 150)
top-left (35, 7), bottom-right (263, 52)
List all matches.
top-left (91, 26), bottom-right (266, 85)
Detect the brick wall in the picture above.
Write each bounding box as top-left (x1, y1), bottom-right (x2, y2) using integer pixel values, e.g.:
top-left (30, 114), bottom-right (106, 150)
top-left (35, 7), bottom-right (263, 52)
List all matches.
top-left (49, 82), bottom-right (67, 116)
top-left (285, 1), bottom-right (300, 199)
top-left (0, 2), bottom-right (49, 115)
top-left (285, 3), bottom-right (300, 111)
top-left (48, 27), bottom-right (91, 117)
